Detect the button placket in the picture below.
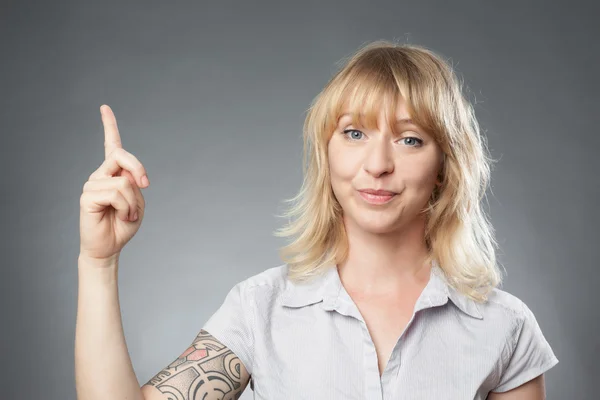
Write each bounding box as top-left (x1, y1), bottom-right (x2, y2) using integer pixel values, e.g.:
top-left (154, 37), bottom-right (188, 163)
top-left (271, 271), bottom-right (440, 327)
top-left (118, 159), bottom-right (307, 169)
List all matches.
top-left (359, 319), bottom-right (384, 399)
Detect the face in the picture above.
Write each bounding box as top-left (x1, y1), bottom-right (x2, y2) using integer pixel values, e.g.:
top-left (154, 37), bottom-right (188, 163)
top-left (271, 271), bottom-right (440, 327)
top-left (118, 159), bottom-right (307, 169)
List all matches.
top-left (327, 95), bottom-right (444, 235)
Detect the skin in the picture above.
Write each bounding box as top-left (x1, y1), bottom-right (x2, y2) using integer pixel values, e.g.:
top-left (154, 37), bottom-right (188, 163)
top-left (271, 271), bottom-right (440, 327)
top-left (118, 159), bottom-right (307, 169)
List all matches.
top-left (141, 330), bottom-right (250, 400)
top-left (94, 106), bottom-right (250, 399)
top-left (327, 95), bottom-right (444, 291)
top-left (487, 375), bottom-right (546, 399)
top-left (327, 96), bottom-right (547, 398)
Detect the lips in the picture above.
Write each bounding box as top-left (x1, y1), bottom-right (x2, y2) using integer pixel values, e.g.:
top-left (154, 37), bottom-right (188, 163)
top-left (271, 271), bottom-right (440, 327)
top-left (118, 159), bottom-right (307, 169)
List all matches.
top-left (357, 189), bottom-right (397, 205)
top-left (358, 189), bottom-right (397, 196)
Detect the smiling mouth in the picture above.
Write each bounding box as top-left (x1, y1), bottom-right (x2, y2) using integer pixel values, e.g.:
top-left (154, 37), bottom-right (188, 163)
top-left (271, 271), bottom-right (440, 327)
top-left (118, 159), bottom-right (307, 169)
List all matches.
top-left (357, 191), bottom-right (397, 205)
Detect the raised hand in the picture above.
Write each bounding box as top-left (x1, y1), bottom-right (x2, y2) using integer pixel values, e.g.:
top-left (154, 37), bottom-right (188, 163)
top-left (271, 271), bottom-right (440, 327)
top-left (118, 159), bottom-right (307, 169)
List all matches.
top-left (79, 105), bottom-right (150, 266)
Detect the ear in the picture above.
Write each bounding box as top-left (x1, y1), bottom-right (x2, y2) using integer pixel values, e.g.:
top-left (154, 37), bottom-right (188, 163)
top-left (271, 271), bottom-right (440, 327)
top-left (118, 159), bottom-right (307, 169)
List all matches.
top-left (435, 171), bottom-right (443, 186)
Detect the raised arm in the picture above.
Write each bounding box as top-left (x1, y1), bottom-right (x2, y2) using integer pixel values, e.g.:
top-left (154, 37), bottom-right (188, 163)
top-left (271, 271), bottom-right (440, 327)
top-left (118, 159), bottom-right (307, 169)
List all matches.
top-left (76, 105), bottom-right (250, 400)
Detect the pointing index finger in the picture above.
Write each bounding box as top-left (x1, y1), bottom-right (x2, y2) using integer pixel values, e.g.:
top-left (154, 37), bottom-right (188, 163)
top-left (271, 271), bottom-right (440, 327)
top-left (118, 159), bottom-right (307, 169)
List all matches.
top-left (100, 105), bottom-right (123, 160)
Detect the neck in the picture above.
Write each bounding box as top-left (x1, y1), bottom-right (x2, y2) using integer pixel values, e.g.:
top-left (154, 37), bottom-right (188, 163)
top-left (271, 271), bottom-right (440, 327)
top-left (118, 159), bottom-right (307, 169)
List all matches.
top-left (337, 213), bottom-right (432, 295)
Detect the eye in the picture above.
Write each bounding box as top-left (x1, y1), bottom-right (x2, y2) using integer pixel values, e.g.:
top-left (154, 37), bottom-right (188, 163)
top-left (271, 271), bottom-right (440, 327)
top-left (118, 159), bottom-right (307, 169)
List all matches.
top-left (342, 129), bottom-right (364, 141)
top-left (402, 137), bottom-right (423, 147)
top-left (342, 129), bottom-right (424, 147)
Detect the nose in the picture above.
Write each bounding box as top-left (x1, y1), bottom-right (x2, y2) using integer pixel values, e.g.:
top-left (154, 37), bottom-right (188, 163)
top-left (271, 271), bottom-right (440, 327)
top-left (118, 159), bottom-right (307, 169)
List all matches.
top-left (362, 136), bottom-right (394, 177)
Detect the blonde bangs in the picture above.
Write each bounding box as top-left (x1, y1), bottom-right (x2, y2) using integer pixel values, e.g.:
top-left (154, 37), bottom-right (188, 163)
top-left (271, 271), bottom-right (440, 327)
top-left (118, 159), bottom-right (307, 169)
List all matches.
top-left (323, 60), bottom-right (402, 139)
top-left (317, 45), bottom-right (459, 153)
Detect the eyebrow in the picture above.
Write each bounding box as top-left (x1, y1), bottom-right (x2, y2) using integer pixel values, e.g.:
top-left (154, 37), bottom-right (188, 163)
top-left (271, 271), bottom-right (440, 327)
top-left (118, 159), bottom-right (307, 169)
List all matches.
top-left (339, 113), bottom-right (415, 125)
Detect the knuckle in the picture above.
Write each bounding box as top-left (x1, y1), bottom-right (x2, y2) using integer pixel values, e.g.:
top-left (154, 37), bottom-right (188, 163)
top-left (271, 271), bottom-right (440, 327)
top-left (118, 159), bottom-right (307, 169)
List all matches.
top-left (117, 176), bottom-right (130, 189)
top-left (107, 147), bottom-right (121, 159)
top-left (80, 192), bottom-right (89, 207)
top-left (110, 190), bottom-right (121, 203)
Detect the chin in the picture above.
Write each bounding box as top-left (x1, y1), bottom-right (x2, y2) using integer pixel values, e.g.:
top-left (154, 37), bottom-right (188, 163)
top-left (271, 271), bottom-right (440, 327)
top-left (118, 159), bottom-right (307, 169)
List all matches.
top-left (361, 225), bottom-right (398, 235)
top-left (351, 214), bottom-right (402, 235)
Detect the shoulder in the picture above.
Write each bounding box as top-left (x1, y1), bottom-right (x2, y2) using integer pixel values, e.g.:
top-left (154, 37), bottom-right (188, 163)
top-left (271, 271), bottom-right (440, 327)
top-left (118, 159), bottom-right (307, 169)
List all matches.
top-left (478, 286), bottom-right (544, 340)
top-left (202, 264), bottom-right (291, 335)
top-left (239, 263), bottom-right (290, 289)
top-left (483, 287), bottom-right (527, 316)
top-left (479, 288), bottom-right (559, 392)
top-left (233, 263), bottom-right (292, 301)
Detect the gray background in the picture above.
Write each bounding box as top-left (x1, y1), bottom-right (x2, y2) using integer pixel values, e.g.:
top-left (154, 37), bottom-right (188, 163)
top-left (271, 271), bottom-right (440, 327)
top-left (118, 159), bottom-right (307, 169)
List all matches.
top-left (1, 0), bottom-right (597, 398)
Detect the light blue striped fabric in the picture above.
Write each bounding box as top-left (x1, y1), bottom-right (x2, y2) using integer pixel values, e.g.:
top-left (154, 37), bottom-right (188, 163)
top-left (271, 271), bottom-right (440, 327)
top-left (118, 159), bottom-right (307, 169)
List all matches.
top-left (202, 261), bottom-right (559, 399)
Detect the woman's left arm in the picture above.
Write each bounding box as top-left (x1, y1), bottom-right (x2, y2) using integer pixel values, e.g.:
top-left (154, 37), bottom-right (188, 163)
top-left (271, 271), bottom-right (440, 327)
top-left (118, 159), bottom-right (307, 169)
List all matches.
top-left (487, 374), bottom-right (546, 400)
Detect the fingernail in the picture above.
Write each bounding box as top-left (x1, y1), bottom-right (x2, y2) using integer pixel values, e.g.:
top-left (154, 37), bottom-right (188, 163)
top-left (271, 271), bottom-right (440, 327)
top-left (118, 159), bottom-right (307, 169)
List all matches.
top-left (133, 212), bottom-right (138, 221)
top-left (141, 175), bottom-right (149, 187)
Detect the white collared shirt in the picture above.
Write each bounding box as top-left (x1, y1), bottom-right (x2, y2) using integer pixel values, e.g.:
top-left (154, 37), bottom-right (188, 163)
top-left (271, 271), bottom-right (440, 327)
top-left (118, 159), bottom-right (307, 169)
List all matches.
top-left (202, 262), bottom-right (559, 399)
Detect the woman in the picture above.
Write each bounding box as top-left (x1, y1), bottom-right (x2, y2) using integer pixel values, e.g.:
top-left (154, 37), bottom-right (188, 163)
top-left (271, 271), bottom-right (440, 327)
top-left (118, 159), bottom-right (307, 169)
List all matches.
top-left (75, 40), bottom-right (558, 399)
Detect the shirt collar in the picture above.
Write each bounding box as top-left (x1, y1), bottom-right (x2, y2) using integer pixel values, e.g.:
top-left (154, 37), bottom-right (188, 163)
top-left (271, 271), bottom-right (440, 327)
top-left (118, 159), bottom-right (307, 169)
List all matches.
top-left (281, 260), bottom-right (483, 320)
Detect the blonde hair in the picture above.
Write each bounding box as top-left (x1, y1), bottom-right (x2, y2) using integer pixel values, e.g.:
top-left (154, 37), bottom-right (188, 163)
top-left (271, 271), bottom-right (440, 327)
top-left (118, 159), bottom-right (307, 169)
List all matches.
top-left (273, 40), bottom-right (503, 303)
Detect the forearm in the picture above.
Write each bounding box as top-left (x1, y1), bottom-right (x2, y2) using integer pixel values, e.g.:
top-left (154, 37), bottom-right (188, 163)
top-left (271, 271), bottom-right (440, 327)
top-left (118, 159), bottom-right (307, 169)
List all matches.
top-left (75, 256), bottom-right (144, 400)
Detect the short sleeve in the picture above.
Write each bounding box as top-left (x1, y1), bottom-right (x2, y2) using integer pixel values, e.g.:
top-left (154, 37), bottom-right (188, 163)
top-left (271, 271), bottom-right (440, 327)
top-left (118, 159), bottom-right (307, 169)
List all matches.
top-left (492, 301), bottom-right (559, 392)
top-left (202, 281), bottom-right (255, 375)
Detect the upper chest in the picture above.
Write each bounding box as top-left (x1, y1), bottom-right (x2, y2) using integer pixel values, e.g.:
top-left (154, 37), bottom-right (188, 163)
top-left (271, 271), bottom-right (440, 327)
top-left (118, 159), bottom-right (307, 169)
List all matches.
top-left (349, 290), bottom-right (422, 375)
top-left (254, 296), bottom-right (504, 400)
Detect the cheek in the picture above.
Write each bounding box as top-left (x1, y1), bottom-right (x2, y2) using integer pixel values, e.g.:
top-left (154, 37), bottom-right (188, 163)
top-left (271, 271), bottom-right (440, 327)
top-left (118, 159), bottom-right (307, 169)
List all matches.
top-left (399, 157), bottom-right (440, 192)
top-left (328, 144), bottom-right (358, 182)
top-left (408, 165), bottom-right (438, 185)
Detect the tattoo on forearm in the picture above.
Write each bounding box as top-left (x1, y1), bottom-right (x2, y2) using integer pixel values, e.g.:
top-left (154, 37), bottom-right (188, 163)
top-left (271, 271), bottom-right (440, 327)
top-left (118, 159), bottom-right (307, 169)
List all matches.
top-left (145, 329), bottom-right (248, 400)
